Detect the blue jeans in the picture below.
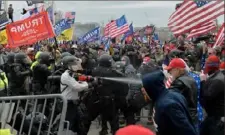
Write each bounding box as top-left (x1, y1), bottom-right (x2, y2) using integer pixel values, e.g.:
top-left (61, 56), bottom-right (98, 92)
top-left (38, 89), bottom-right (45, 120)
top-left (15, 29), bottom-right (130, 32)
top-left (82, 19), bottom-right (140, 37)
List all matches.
top-left (195, 123), bottom-right (200, 135)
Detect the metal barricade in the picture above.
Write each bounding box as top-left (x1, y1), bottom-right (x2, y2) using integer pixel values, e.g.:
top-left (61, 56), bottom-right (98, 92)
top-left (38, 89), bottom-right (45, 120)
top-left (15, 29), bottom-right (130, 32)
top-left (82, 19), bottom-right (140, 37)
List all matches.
top-left (0, 94), bottom-right (68, 135)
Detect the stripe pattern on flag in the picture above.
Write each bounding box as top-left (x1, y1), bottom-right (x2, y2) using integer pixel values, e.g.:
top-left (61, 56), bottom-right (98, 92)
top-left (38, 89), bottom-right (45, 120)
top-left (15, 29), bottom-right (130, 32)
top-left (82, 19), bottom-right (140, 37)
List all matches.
top-left (213, 23), bottom-right (224, 47)
top-left (187, 20), bottom-right (216, 39)
top-left (168, 0), bottom-right (224, 36)
top-left (104, 15), bottom-right (129, 38)
top-left (165, 76), bottom-right (173, 89)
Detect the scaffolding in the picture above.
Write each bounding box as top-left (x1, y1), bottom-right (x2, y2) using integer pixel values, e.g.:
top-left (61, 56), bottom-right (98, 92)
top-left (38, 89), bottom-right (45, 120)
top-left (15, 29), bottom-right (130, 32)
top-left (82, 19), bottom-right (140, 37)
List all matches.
top-left (0, 0), bottom-right (7, 12)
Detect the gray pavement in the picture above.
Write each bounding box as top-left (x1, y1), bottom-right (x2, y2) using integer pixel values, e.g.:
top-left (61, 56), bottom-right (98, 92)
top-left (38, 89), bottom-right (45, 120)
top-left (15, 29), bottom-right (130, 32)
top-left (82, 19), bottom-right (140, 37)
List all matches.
top-left (87, 109), bottom-right (155, 135)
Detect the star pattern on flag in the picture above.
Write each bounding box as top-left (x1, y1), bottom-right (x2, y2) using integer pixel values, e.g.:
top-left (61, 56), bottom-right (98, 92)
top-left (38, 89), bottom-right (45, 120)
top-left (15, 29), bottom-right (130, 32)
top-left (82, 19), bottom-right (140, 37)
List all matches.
top-left (188, 72), bottom-right (204, 122)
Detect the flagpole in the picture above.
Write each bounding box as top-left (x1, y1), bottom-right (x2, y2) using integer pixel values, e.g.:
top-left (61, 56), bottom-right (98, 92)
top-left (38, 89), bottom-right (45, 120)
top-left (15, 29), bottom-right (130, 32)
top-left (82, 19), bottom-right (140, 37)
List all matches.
top-left (52, 1), bottom-right (55, 25)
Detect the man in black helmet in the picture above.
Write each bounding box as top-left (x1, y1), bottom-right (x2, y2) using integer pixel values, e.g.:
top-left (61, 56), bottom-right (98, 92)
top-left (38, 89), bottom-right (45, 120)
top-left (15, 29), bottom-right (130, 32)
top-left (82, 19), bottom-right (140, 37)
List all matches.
top-left (92, 54), bottom-right (128, 135)
top-left (9, 53), bottom-right (31, 96)
top-left (47, 52), bottom-right (72, 94)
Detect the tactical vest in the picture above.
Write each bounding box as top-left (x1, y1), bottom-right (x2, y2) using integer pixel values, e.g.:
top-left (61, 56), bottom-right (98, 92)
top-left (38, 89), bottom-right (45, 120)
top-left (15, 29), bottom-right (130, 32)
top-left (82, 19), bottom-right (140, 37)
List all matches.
top-left (0, 70), bottom-right (8, 92)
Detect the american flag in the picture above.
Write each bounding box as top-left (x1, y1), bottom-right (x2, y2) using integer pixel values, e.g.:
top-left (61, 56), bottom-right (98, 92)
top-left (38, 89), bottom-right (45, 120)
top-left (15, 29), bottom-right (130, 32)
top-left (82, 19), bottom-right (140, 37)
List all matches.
top-left (104, 15), bottom-right (129, 38)
top-left (186, 20), bottom-right (216, 39)
top-left (21, 5), bottom-right (45, 20)
top-left (165, 76), bottom-right (173, 89)
top-left (213, 23), bottom-right (224, 47)
top-left (29, 5), bottom-right (45, 15)
top-left (65, 12), bottom-right (75, 24)
top-left (168, 0), bottom-right (224, 36)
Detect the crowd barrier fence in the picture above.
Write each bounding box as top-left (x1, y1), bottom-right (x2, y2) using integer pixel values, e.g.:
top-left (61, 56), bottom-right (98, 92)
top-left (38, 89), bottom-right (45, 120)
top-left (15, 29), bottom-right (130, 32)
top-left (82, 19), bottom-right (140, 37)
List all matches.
top-left (0, 94), bottom-right (69, 135)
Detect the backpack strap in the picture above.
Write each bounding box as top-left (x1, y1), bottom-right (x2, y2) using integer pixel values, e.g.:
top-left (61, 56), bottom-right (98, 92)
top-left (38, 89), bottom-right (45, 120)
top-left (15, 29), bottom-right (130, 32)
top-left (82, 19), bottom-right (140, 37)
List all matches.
top-left (60, 81), bottom-right (68, 93)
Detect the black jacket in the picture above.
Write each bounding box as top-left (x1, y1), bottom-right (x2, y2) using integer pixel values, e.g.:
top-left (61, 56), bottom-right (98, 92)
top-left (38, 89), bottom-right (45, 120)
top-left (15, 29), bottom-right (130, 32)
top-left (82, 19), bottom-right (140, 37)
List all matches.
top-left (9, 63), bottom-right (31, 95)
top-left (200, 71), bottom-right (224, 117)
top-left (32, 64), bottom-right (51, 93)
top-left (170, 74), bottom-right (198, 123)
top-left (92, 66), bottom-right (129, 109)
top-left (46, 68), bottom-right (65, 94)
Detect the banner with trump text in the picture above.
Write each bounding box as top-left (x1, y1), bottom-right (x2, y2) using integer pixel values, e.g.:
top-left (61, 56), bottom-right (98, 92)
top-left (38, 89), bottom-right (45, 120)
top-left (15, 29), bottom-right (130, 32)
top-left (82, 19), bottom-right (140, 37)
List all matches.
top-left (6, 11), bottom-right (55, 48)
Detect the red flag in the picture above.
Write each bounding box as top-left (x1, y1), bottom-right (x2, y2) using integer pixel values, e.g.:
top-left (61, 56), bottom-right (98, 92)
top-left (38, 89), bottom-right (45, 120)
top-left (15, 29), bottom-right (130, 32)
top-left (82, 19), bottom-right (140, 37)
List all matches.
top-left (6, 11), bottom-right (55, 48)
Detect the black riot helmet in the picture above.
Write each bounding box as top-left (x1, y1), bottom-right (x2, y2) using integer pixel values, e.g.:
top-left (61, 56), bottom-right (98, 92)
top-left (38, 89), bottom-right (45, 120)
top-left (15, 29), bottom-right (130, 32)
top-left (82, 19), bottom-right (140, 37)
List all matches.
top-left (112, 48), bottom-right (120, 62)
top-left (139, 61), bottom-right (159, 76)
top-left (6, 52), bottom-right (15, 64)
top-left (113, 61), bottom-right (125, 73)
top-left (61, 52), bottom-right (72, 59)
top-left (62, 56), bottom-right (82, 71)
top-left (99, 54), bottom-right (113, 67)
top-left (38, 52), bottom-right (53, 65)
top-left (14, 53), bottom-right (28, 64)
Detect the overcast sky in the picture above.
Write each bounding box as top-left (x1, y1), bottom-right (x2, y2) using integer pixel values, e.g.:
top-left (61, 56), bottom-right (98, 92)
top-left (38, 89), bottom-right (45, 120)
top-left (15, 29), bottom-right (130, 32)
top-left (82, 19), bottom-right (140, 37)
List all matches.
top-left (8, 1), bottom-right (224, 27)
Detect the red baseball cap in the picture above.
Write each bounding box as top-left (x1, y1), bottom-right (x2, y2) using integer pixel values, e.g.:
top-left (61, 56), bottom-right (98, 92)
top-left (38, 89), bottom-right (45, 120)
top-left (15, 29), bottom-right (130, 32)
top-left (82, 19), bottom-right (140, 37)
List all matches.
top-left (165, 58), bottom-right (186, 71)
top-left (220, 62), bottom-right (225, 70)
top-left (204, 55), bottom-right (220, 74)
top-left (143, 57), bottom-right (151, 64)
top-left (116, 125), bottom-right (154, 135)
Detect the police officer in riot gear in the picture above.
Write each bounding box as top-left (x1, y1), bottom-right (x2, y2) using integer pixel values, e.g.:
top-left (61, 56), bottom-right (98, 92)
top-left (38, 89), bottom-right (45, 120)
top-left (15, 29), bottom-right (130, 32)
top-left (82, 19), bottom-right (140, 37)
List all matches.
top-left (55, 52), bottom-right (72, 70)
top-left (4, 53), bottom-right (15, 77)
top-left (92, 54), bottom-right (128, 135)
top-left (47, 52), bottom-right (72, 94)
top-left (9, 53), bottom-right (31, 96)
top-left (0, 69), bottom-right (8, 97)
top-left (113, 61), bottom-right (125, 73)
top-left (2, 53), bottom-right (15, 96)
top-left (112, 48), bottom-right (121, 62)
top-left (32, 52), bottom-right (52, 94)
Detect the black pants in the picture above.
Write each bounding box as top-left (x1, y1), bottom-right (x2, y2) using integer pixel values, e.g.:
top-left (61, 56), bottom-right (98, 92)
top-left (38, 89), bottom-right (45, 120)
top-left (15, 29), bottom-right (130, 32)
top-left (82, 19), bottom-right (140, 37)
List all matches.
top-left (100, 98), bottom-right (119, 135)
top-left (200, 116), bottom-right (224, 135)
top-left (65, 101), bottom-right (80, 133)
top-left (8, 14), bottom-right (13, 22)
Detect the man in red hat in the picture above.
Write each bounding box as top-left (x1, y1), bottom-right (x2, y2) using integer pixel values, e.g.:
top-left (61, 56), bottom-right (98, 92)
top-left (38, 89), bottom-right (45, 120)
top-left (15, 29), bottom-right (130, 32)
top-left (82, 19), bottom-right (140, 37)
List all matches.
top-left (200, 55), bottom-right (224, 135)
top-left (165, 58), bottom-right (198, 130)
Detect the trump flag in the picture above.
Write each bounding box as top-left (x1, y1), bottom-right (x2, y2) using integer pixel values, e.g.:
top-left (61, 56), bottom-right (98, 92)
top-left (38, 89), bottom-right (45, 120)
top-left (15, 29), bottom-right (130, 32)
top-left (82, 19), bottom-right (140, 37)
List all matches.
top-left (6, 11), bottom-right (55, 48)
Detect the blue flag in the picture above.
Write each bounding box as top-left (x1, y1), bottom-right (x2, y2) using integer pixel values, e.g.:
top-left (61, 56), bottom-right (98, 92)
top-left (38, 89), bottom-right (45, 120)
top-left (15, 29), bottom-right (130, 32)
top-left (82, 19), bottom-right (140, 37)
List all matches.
top-left (78, 27), bottom-right (100, 44)
top-left (100, 36), bottom-right (109, 44)
top-left (153, 33), bottom-right (159, 41)
top-left (104, 38), bottom-right (111, 51)
top-left (54, 19), bottom-right (71, 36)
top-left (121, 23), bottom-right (134, 41)
top-left (47, 6), bottom-right (54, 24)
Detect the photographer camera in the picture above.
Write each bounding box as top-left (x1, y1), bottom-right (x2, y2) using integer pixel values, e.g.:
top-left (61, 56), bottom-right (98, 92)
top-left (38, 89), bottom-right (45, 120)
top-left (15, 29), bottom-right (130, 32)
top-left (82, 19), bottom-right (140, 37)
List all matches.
top-left (60, 55), bottom-right (98, 134)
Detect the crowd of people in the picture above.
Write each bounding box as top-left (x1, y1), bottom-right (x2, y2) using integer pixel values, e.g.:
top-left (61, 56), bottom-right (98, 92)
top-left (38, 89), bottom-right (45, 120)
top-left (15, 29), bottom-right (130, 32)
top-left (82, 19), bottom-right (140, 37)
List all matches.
top-left (0, 33), bottom-right (224, 135)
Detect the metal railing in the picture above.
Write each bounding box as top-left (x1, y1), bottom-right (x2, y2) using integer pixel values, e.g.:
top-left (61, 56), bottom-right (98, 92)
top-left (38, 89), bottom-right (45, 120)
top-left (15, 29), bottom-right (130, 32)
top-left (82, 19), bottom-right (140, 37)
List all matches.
top-left (0, 94), bottom-right (68, 135)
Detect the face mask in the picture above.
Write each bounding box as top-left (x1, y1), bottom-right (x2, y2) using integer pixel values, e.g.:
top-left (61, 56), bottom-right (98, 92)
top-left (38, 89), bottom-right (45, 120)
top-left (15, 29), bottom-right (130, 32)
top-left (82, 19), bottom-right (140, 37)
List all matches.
top-left (121, 60), bottom-right (126, 65)
top-left (69, 64), bottom-right (83, 72)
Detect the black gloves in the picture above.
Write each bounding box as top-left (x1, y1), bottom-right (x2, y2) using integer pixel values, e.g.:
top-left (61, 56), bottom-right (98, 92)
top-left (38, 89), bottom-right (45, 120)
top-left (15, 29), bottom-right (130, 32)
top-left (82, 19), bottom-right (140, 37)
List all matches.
top-left (88, 77), bottom-right (102, 88)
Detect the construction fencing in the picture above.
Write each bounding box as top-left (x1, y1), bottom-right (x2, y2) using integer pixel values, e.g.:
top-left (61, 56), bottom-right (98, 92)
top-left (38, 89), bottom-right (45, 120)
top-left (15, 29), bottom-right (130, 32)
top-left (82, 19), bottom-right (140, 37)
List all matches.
top-left (0, 94), bottom-right (69, 135)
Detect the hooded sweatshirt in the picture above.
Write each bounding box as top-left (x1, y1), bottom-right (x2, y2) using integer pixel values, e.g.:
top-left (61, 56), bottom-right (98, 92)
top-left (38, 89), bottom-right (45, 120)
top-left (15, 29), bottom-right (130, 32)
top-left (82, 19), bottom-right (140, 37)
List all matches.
top-left (122, 56), bottom-right (136, 77)
top-left (142, 71), bottom-right (197, 135)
